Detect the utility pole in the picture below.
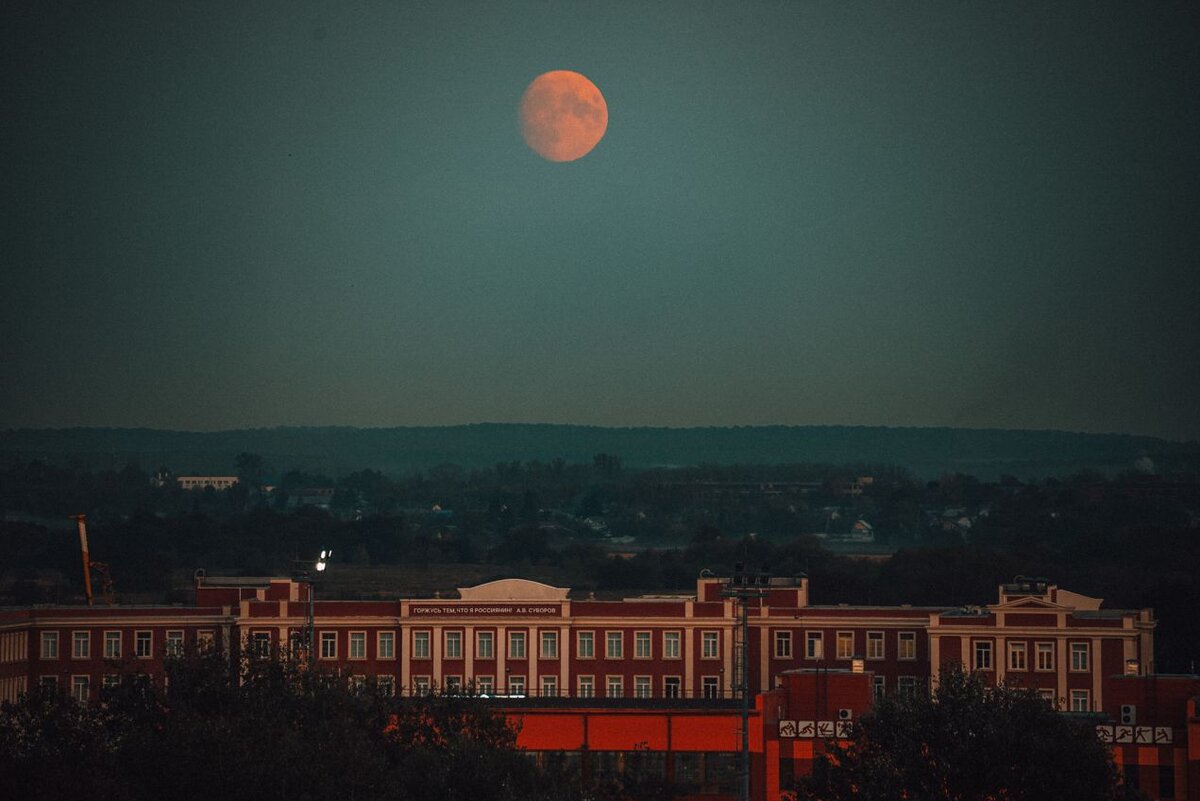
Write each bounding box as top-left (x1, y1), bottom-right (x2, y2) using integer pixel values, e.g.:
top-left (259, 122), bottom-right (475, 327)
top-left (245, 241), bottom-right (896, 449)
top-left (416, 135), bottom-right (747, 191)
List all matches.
top-left (721, 562), bottom-right (770, 801)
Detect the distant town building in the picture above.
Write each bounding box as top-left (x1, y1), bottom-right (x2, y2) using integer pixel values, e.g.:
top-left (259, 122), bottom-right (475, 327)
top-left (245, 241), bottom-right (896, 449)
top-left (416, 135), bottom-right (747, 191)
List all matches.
top-left (175, 476), bottom-right (239, 491)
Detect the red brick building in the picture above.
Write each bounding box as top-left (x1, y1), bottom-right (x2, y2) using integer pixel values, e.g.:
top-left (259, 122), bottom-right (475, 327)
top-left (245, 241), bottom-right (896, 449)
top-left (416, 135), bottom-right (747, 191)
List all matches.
top-left (1, 573), bottom-right (1196, 800)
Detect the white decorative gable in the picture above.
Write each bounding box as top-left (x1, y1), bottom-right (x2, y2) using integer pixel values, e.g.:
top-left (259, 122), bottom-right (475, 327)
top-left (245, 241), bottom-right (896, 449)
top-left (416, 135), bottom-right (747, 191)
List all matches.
top-left (457, 578), bottom-right (570, 601)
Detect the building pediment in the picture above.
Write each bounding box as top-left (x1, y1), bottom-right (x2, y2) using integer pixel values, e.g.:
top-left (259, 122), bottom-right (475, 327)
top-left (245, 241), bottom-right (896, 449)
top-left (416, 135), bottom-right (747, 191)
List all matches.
top-left (992, 596), bottom-right (1066, 612)
top-left (457, 578), bottom-right (570, 602)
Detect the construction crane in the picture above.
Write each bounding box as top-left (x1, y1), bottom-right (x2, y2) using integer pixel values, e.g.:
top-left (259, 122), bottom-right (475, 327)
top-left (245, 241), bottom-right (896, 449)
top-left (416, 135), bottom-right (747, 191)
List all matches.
top-left (69, 514), bottom-right (115, 606)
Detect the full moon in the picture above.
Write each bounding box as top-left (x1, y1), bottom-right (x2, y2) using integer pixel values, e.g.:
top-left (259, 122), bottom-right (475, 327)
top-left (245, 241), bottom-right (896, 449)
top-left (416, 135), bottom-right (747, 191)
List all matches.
top-left (519, 70), bottom-right (608, 162)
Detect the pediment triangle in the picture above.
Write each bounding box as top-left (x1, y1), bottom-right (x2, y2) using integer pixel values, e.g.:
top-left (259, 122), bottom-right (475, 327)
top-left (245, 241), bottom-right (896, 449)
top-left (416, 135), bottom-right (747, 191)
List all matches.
top-left (457, 578), bottom-right (569, 602)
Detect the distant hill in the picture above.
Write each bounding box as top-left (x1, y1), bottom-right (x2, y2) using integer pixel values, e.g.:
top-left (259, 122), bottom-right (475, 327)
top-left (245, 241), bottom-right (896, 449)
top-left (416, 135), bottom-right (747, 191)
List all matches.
top-left (2, 424), bottom-right (1194, 480)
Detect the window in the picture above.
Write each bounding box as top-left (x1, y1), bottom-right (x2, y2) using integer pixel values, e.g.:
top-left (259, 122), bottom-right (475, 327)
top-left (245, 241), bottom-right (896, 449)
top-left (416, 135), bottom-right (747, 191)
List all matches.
top-left (349, 675), bottom-right (367, 693)
top-left (1037, 688), bottom-right (1056, 706)
top-left (1070, 689), bottom-right (1090, 712)
top-left (444, 675), bottom-right (462, 693)
top-left (635, 631), bottom-right (651, 659)
top-left (702, 631), bottom-right (719, 659)
top-left (71, 675), bottom-right (89, 703)
top-left (166, 631), bottom-right (184, 658)
top-left (349, 632), bottom-right (366, 660)
top-left (973, 640), bottom-right (993, 671)
top-left (866, 631), bottom-right (884, 660)
top-left (197, 630), bottom-right (215, 652)
top-left (378, 632), bottom-right (395, 660)
top-left (805, 631), bottom-right (823, 659)
top-left (320, 631), bottom-right (337, 659)
top-left (1036, 642), bottom-right (1055, 671)
top-left (73, 631), bottom-right (90, 659)
top-left (507, 675), bottom-right (526, 696)
top-left (413, 631), bottom-right (430, 659)
top-left (634, 676), bottom-right (651, 698)
top-left (872, 675), bottom-right (886, 701)
top-left (102, 674), bottom-right (120, 690)
top-left (540, 675), bottom-right (558, 697)
top-left (606, 631), bottom-right (623, 659)
top-left (509, 631), bottom-right (526, 659)
top-left (104, 631), bottom-right (121, 659)
top-left (135, 631), bottom-right (152, 659)
top-left (577, 631), bottom-right (594, 659)
top-left (701, 676), bottom-right (719, 698)
top-left (606, 675), bottom-right (624, 698)
top-left (413, 676), bottom-right (431, 696)
top-left (41, 632), bottom-right (58, 659)
top-left (836, 631), bottom-right (854, 660)
top-left (663, 631), bottom-right (681, 659)
top-left (897, 676), bottom-right (919, 698)
top-left (540, 631), bottom-right (558, 659)
top-left (252, 631), bottom-right (270, 658)
top-left (1070, 642), bottom-right (1089, 672)
top-left (476, 631), bottom-right (494, 659)
top-left (898, 631), bottom-right (916, 660)
top-left (476, 675), bottom-right (494, 695)
top-left (664, 676), bottom-right (681, 698)
top-left (578, 675), bottom-right (595, 698)
top-left (445, 631), bottom-right (462, 659)
top-left (774, 631), bottom-right (792, 659)
top-left (1008, 642), bottom-right (1027, 671)
top-left (377, 675), bottom-right (395, 696)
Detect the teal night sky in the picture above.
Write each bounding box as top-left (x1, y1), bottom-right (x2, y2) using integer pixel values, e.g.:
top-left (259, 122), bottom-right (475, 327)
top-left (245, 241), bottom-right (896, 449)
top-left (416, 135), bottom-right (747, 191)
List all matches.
top-left (3, 2), bottom-right (1198, 440)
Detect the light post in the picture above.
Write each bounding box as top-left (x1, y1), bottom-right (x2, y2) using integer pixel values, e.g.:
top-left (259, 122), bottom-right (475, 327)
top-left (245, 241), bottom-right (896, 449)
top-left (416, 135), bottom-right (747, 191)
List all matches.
top-left (302, 549), bottom-right (331, 671)
top-left (719, 562), bottom-right (770, 801)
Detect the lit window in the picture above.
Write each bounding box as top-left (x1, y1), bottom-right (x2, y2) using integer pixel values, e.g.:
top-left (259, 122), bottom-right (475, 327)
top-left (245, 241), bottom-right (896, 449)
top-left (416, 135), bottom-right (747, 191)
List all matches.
top-left (509, 631), bottom-right (526, 659)
top-left (540, 631), bottom-right (558, 659)
top-left (1036, 642), bottom-right (1054, 671)
top-left (1070, 689), bottom-right (1090, 712)
top-left (663, 631), bottom-right (681, 659)
top-left (135, 631), bottom-right (152, 659)
top-left (606, 675), bottom-right (624, 698)
top-left (973, 640), bottom-right (993, 671)
top-left (1070, 642), bottom-right (1089, 672)
top-left (445, 631), bottom-right (462, 659)
top-left (476, 631), bottom-right (493, 659)
top-left (104, 631), bottom-right (121, 659)
top-left (634, 632), bottom-right (651, 659)
top-left (1008, 642), bottom-right (1027, 671)
top-left (898, 632), bottom-right (916, 661)
top-left (702, 631), bottom-right (719, 659)
top-left (378, 632), bottom-right (395, 660)
top-left (577, 631), bottom-right (594, 659)
top-left (775, 631), bottom-right (792, 659)
top-left (606, 632), bottom-right (623, 659)
top-left (836, 631), bottom-right (854, 660)
top-left (634, 676), bottom-right (651, 698)
top-left (805, 632), bottom-right (823, 660)
top-left (541, 675), bottom-right (558, 697)
top-left (664, 676), bottom-right (681, 698)
top-left (349, 632), bottom-right (366, 660)
top-left (72, 631), bottom-right (90, 659)
top-left (413, 631), bottom-right (430, 659)
top-left (866, 632), bottom-right (884, 660)
top-left (320, 631), bottom-right (337, 659)
top-left (578, 675), bottom-right (595, 698)
top-left (41, 632), bottom-right (59, 659)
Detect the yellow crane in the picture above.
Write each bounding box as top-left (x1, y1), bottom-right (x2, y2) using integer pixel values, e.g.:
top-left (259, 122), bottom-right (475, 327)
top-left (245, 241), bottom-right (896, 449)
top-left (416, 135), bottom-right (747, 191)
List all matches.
top-left (69, 514), bottom-right (115, 606)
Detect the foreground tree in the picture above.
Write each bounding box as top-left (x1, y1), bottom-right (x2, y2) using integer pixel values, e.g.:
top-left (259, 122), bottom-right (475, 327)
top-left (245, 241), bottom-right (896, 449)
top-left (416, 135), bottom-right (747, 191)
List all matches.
top-left (793, 666), bottom-right (1139, 801)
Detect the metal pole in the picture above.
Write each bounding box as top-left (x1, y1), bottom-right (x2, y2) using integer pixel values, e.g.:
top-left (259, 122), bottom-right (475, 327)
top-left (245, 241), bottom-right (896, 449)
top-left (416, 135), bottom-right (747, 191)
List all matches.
top-left (740, 594), bottom-right (750, 801)
top-left (307, 575), bottom-right (315, 672)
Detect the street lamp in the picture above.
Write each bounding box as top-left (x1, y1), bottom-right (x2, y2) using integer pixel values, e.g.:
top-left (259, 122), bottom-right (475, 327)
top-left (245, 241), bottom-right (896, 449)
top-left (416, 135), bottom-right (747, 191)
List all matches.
top-left (718, 562), bottom-right (770, 801)
top-left (304, 549), bottom-right (331, 670)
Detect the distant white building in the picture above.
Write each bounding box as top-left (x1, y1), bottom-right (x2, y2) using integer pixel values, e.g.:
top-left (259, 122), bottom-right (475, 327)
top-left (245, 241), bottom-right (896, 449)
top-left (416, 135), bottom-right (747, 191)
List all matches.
top-left (176, 476), bottom-right (239, 491)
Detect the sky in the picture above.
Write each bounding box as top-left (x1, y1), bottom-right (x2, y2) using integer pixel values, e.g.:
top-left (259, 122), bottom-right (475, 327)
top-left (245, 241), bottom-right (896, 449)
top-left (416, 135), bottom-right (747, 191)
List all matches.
top-left (3, 1), bottom-right (1198, 440)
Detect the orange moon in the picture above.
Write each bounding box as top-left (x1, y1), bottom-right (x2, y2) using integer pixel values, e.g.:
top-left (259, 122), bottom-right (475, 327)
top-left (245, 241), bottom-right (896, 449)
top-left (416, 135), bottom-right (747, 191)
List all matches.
top-left (519, 70), bottom-right (608, 162)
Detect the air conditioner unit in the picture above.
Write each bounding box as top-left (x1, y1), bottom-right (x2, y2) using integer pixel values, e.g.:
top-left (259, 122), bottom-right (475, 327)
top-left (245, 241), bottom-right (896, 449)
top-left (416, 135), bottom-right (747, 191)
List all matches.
top-left (838, 708), bottom-right (853, 721)
top-left (1120, 705), bottom-right (1136, 725)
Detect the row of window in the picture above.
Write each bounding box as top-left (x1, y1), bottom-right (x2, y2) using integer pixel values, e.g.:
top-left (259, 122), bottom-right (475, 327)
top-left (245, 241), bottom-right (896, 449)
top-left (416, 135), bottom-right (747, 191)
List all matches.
top-left (315, 630), bottom-right (706, 661)
top-left (774, 630), bottom-right (919, 661)
top-left (388, 673), bottom-right (724, 699)
top-left (971, 640), bottom-right (1091, 672)
top-left (39, 630), bottom-right (198, 660)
